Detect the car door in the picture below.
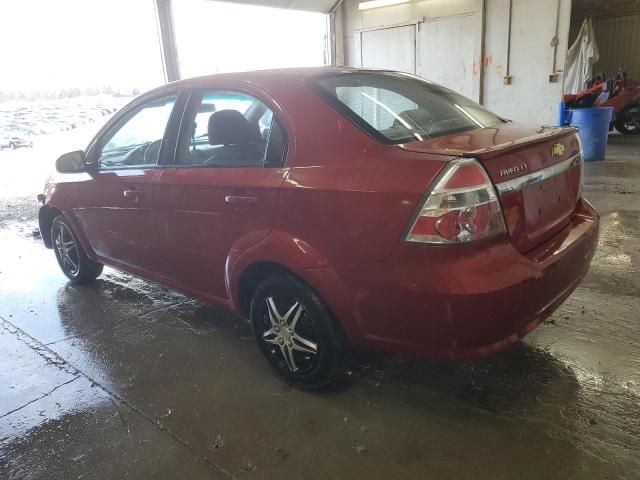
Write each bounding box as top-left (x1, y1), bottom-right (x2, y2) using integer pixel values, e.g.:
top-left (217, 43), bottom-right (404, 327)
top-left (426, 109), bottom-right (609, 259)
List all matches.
top-left (73, 94), bottom-right (179, 275)
top-left (154, 88), bottom-right (289, 301)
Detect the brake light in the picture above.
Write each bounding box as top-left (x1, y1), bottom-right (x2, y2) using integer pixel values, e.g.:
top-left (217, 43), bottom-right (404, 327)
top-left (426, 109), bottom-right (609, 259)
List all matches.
top-left (405, 159), bottom-right (506, 244)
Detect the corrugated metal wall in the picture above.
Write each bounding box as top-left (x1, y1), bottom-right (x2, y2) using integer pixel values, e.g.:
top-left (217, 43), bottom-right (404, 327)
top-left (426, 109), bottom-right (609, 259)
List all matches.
top-left (570, 15), bottom-right (640, 80)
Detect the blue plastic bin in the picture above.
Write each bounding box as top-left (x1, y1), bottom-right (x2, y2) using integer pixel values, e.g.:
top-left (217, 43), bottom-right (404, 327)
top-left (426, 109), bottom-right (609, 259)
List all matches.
top-left (557, 101), bottom-right (568, 127)
top-left (566, 107), bottom-right (613, 161)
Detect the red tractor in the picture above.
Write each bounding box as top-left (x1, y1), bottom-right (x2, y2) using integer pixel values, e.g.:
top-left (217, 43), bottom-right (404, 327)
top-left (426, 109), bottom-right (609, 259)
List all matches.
top-left (563, 68), bottom-right (640, 134)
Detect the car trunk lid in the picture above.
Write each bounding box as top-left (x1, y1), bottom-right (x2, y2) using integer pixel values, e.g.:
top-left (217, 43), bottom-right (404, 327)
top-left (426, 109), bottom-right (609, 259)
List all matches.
top-left (399, 123), bottom-right (582, 253)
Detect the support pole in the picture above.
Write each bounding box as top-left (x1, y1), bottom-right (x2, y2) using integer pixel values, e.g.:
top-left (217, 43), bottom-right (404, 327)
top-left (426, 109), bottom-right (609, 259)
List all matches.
top-left (328, 0), bottom-right (345, 66)
top-left (327, 12), bottom-right (336, 65)
top-left (504, 0), bottom-right (513, 84)
top-left (154, 0), bottom-right (181, 83)
top-left (478, 0), bottom-right (486, 104)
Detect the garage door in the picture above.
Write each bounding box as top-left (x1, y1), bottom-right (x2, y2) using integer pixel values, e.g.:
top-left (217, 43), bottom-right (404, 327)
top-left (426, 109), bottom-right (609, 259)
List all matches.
top-left (361, 25), bottom-right (416, 74)
top-left (417, 15), bottom-right (475, 98)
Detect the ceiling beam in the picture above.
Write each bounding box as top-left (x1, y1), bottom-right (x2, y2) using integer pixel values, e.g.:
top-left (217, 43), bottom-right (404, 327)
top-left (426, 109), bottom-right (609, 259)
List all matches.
top-left (205, 0), bottom-right (338, 13)
top-left (571, 0), bottom-right (640, 20)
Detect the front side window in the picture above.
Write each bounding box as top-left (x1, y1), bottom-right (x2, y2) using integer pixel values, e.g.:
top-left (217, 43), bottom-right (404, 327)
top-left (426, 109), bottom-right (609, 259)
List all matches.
top-left (176, 91), bottom-right (286, 168)
top-left (312, 73), bottom-right (504, 144)
top-left (99, 96), bottom-right (176, 168)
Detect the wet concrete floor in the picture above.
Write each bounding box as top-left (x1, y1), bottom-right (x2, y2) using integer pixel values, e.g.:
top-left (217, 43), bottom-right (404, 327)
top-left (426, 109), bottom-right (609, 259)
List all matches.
top-left (1, 134), bottom-right (639, 479)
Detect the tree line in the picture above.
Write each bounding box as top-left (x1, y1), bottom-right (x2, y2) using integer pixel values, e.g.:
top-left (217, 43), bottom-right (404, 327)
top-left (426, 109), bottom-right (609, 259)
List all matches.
top-left (0, 86), bottom-right (141, 102)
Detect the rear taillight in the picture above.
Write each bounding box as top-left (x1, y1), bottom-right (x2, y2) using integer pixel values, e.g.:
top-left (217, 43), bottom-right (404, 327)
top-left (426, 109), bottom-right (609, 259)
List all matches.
top-left (405, 159), bottom-right (506, 244)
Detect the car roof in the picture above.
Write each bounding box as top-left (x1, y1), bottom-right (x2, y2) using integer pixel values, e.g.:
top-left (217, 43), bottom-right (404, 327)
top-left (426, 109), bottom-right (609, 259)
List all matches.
top-left (174, 66), bottom-right (363, 86)
top-left (144, 66), bottom-right (401, 97)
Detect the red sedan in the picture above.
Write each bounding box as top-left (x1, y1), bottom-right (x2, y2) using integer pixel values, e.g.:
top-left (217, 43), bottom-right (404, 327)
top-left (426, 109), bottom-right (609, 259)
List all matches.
top-left (38, 68), bottom-right (599, 388)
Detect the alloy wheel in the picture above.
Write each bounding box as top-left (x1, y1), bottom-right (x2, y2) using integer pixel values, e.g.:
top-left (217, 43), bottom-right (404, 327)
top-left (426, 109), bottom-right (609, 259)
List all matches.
top-left (54, 222), bottom-right (80, 277)
top-left (260, 294), bottom-right (319, 374)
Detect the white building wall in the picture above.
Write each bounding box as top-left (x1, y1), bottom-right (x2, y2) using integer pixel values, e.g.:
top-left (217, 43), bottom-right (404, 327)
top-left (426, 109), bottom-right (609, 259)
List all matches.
top-left (483, 0), bottom-right (572, 125)
top-left (339, 0), bottom-right (573, 126)
top-left (341, 0), bottom-right (481, 97)
top-left (417, 12), bottom-right (478, 99)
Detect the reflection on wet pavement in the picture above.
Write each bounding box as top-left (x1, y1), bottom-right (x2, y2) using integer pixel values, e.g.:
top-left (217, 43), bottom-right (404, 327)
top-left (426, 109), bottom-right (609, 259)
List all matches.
top-left (1, 135), bottom-right (640, 479)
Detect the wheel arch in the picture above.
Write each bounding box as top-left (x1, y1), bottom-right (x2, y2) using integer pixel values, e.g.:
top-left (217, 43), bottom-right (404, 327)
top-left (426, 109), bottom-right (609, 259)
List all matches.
top-left (227, 231), bottom-right (362, 344)
top-left (230, 262), bottom-right (360, 347)
top-left (235, 261), bottom-right (293, 318)
top-left (228, 230), bottom-right (333, 317)
top-left (38, 204), bottom-right (63, 248)
top-left (233, 259), bottom-right (359, 348)
top-left (39, 204), bottom-right (97, 261)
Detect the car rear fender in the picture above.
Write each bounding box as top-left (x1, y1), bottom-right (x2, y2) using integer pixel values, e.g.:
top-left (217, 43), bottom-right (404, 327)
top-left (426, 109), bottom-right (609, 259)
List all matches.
top-left (226, 232), bottom-right (362, 341)
top-left (226, 228), bottom-right (332, 308)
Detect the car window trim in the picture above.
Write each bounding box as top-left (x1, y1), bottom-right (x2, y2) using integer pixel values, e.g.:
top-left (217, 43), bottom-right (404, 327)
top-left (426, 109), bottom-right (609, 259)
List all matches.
top-left (263, 116), bottom-right (288, 168)
top-left (93, 92), bottom-right (181, 171)
top-left (160, 90), bottom-right (190, 167)
top-left (169, 87), bottom-right (289, 169)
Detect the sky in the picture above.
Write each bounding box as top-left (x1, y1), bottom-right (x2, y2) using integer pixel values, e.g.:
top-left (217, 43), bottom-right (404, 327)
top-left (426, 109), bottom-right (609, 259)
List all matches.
top-left (0, 0), bottom-right (164, 91)
top-left (173, 0), bottom-right (328, 77)
top-left (0, 0), bottom-right (327, 93)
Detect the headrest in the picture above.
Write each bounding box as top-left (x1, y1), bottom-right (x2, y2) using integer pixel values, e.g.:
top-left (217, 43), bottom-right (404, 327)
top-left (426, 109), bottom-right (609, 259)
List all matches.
top-left (399, 108), bottom-right (435, 125)
top-left (208, 110), bottom-right (256, 146)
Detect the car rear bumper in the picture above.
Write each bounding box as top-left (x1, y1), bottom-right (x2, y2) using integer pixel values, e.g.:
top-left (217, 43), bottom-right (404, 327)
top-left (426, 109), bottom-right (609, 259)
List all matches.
top-left (299, 198), bottom-right (599, 360)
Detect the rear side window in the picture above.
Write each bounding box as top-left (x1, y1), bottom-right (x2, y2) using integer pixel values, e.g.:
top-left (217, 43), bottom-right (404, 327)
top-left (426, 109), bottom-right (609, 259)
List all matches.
top-left (176, 91), bottom-right (287, 168)
top-left (312, 72), bottom-right (504, 144)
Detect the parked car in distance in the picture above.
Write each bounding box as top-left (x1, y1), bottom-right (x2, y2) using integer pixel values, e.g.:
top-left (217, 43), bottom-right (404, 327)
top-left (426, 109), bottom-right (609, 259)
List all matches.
top-left (0, 95), bottom-right (127, 140)
top-left (0, 133), bottom-right (9, 150)
top-left (38, 68), bottom-right (599, 388)
top-left (0, 133), bottom-right (33, 149)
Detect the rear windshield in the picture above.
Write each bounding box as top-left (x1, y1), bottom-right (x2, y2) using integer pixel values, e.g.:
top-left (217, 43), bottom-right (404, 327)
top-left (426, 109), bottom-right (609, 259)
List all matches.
top-left (311, 72), bottom-right (505, 144)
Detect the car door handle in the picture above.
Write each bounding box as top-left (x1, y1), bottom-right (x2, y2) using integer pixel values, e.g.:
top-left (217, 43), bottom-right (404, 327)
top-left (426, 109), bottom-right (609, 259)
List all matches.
top-left (225, 195), bottom-right (258, 206)
top-left (123, 189), bottom-right (143, 200)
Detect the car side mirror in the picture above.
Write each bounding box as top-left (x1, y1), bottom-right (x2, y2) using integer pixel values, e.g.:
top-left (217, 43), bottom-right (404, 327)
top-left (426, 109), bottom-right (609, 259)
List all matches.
top-left (55, 151), bottom-right (86, 173)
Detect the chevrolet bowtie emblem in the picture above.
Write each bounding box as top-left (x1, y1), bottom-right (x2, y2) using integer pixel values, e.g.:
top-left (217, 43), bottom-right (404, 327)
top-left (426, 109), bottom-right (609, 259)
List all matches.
top-left (552, 143), bottom-right (565, 157)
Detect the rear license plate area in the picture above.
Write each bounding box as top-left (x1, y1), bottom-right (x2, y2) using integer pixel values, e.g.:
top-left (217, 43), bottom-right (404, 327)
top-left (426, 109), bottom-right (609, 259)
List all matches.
top-left (523, 173), bottom-right (573, 241)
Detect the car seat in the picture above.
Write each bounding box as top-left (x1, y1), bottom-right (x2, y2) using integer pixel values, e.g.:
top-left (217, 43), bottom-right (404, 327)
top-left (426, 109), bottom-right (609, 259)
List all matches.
top-left (206, 110), bottom-right (260, 167)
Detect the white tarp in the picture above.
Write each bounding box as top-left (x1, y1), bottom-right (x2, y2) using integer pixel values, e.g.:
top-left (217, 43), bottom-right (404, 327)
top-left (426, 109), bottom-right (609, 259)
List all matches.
top-left (563, 18), bottom-right (599, 94)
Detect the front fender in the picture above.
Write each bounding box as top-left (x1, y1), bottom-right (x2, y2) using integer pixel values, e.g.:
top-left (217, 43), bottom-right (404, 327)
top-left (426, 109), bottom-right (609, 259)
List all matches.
top-left (41, 200), bottom-right (98, 263)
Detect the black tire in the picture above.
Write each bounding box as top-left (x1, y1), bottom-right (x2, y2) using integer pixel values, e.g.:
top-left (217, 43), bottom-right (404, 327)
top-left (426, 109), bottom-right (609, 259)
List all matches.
top-left (615, 105), bottom-right (640, 134)
top-left (51, 215), bottom-right (103, 284)
top-left (250, 274), bottom-right (347, 390)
